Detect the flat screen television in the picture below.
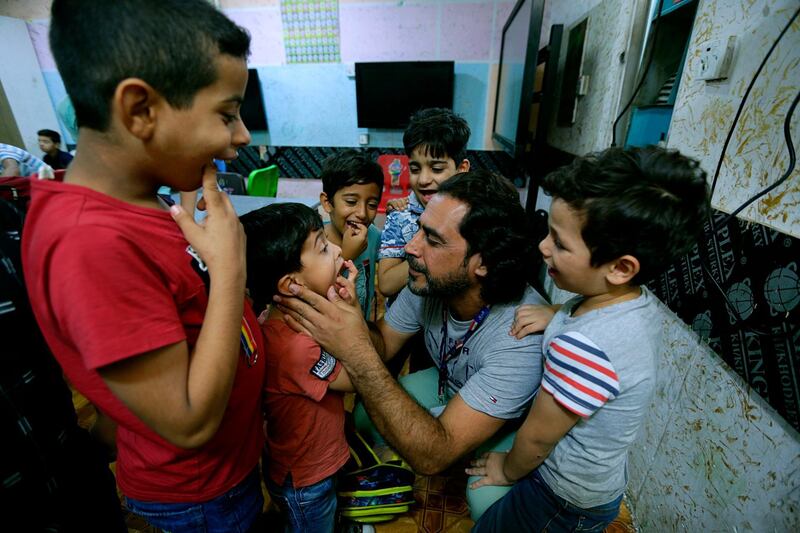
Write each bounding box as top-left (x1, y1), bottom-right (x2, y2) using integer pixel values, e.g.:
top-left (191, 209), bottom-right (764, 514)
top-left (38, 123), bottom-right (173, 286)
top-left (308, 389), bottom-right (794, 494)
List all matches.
top-left (240, 68), bottom-right (268, 131)
top-left (355, 61), bottom-right (454, 129)
top-left (492, 0), bottom-right (545, 157)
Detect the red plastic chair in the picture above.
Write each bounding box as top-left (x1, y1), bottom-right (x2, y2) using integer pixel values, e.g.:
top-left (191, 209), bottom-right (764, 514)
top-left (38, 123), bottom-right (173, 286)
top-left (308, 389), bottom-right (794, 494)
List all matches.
top-left (376, 154), bottom-right (410, 214)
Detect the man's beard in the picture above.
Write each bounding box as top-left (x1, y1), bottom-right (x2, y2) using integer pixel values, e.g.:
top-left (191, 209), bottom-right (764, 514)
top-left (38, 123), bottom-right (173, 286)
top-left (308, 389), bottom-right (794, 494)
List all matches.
top-left (406, 257), bottom-right (471, 299)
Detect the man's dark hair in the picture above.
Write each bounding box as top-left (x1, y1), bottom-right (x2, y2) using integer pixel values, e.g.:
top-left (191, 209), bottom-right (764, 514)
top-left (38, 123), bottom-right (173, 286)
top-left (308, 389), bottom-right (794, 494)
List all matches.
top-left (320, 150), bottom-right (384, 199)
top-left (542, 146), bottom-right (710, 284)
top-left (403, 108), bottom-right (470, 165)
top-left (240, 203), bottom-right (323, 313)
top-left (49, 0), bottom-right (251, 132)
top-left (437, 170), bottom-right (536, 305)
top-left (37, 129), bottom-right (61, 144)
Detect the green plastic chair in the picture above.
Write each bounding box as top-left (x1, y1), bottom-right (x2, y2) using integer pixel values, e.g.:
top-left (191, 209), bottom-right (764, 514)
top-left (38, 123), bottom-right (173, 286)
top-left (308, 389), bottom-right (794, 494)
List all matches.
top-left (247, 165), bottom-right (279, 197)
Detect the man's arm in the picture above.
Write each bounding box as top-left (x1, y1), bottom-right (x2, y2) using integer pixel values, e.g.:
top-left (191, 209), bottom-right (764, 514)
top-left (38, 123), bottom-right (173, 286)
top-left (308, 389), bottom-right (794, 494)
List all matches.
top-left (274, 283), bottom-right (505, 475)
top-left (1, 158), bottom-right (20, 177)
top-left (378, 257), bottom-right (409, 297)
top-left (100, 166), bottom-right (246, 449)
top-left (348, 348), bottom-right (505, 474)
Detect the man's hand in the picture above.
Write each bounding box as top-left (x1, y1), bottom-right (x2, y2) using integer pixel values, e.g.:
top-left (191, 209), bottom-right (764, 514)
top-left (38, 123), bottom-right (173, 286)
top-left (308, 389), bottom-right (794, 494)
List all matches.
top-left (341, 221), bottom-right (368, 260)
top-left (385, 197), bottom-right (409, 213)
top-left (466, 451), bottom-right (514, 489)
top-left (274, 282), bottom-right (372, 363)
top-left (509, 304), bottom-right (560, 339)
top-left (170, 164), bottom-right (245, 280)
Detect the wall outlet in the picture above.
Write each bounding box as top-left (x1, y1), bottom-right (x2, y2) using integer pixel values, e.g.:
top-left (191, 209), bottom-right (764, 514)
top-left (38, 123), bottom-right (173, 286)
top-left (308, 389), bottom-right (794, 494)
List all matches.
top-left (698, 36), bottom-right (736, 81)
top-left (358, 133), bottom-right (369, 145)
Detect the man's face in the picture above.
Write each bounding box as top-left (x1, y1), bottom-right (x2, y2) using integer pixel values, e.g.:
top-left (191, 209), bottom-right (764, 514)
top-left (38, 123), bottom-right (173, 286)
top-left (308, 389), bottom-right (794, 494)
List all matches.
top-left (407, 145), bottom-right (469, 207)
top-left (38, 136), bottom-right (57, 155)
top-left (404, 194), bottom-right (475, 298)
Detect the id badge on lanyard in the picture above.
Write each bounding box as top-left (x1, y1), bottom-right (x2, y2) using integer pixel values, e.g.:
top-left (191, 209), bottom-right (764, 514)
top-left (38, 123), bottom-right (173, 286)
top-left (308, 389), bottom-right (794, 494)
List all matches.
top-left (438, 305), bottom-right (491, 403)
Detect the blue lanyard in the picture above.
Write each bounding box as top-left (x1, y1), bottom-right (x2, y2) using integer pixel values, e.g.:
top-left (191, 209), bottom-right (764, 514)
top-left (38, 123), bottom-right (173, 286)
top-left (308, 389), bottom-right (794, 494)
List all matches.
top-left (438, 305), bottom-right (491, 401)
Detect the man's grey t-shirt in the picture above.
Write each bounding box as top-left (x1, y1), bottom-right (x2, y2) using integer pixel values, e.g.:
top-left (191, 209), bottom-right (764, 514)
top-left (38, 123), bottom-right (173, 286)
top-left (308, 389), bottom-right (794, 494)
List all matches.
top-left (538, 287), bottom-right (660, 508)
top-left (385, 286), bottom-right (548, 419)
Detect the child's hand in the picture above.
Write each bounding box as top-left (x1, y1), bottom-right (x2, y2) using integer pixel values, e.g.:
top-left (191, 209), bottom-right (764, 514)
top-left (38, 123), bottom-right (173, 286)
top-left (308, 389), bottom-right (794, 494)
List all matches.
top-left (466, 452), bottom-right (514, 489)
top-left (170, 164), bottom-right (245, 281)
top-left (334, 260), bottom-right (360, 311)
top-left (341, 221), bottom-right (368, 260)
top-left (385, 197), bottom-right (409, 213)
top-left (510, 304), bottom-right (558, 339)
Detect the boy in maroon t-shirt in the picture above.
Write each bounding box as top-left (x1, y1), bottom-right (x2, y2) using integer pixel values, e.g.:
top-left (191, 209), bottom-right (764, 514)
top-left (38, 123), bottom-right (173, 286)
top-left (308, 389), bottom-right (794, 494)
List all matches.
top-left (22, 1), bottom-right (265, 531)
top-left (241, 203), bottom-right (358, 532)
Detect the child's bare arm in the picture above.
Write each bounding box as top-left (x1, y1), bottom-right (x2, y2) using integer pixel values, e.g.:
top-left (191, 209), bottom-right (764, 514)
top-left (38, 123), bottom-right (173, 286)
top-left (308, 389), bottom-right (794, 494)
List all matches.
top-left (378, 257), bottom-right (409, 297)
top-left (99, 166), bottom-right (246, 449)
top-left (466, 390), bottom-right (580, 488)
top-left (385, 196), bottom-right (409, 213)
top-left (328, 364), bottom-right (355, 392)
top-left (510, 304), bottom-right (562, 339)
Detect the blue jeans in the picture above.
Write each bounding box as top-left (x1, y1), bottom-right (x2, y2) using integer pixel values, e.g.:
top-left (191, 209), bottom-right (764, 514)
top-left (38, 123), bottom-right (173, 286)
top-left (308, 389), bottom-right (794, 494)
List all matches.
top-left (125, 468), bottom-right (263, 533)
top-left (265, 473), bottom-right (337, 533)
top-left (472, 470), bottom-right (622, 533)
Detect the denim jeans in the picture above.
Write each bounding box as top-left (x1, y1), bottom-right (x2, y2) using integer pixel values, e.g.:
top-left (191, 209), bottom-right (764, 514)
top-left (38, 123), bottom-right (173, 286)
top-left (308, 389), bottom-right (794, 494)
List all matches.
top-left (472, 470), bottom-right (622, 533)
top-left (125, 467), bottom-right (263, 533)
top-left (265, 473), bottom-right (337, 533)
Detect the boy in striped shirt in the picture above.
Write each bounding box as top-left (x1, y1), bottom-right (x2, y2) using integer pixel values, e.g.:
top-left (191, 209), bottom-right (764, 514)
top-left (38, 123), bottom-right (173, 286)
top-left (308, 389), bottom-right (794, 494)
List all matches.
top-left (468, 147), bottom-right (710, 532)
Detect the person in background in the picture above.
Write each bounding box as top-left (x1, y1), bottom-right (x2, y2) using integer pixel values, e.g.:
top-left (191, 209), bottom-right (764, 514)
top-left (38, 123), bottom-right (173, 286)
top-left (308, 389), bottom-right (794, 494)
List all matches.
top-left (377, 108), bottom-right (471, 304)
top-left (0, 143), bottom-right (46, 177)
top-left (23, 1), bottom-right (265, 531)
top-left (319, 149), bottom-right (383, 321)
top-left (38, 129), bottom-right (74, 170)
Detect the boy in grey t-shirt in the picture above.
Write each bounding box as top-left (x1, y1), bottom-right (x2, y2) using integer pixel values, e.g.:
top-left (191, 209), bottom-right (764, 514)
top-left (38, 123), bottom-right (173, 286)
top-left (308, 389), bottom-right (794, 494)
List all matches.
top-left (468, 147), bottom-right (710, 532)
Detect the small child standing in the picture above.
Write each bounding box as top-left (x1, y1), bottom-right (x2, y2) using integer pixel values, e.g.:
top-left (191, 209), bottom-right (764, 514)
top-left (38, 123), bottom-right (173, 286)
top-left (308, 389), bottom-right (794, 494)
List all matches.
top-left (241, 203), bottom-right (357, 533)
top-left (319, 150), bottom-right (383, 321)
top-left (468, 147), bottom-right (710, 531)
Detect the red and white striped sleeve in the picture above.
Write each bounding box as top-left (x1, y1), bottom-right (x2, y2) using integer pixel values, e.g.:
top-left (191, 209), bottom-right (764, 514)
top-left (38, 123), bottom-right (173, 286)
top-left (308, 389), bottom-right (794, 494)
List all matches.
top-left (541, 332), bottom-right (620, 418)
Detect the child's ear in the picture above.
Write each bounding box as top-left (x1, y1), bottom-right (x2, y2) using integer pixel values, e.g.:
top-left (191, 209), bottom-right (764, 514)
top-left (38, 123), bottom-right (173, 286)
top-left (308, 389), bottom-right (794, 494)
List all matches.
top-left (457, 159), bottom-right (471, 173)
top-left (113, 78), bottom-right (159, 140)
top-left (277, 273), bottom-right (302, 296)
top-left (606, 255), bottom-right (640, 286)
top-left (320, 192), bottom-right (333, 214)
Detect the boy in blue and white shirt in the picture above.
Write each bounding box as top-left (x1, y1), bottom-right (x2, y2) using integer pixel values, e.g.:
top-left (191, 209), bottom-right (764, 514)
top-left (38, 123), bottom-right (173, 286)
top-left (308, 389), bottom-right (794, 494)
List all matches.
top-left (377, 108), bottom-right (471, 306)
top-left (1, 143), bottom-right (46, 177)
top-left (468, 147), bottom-right (710, 532)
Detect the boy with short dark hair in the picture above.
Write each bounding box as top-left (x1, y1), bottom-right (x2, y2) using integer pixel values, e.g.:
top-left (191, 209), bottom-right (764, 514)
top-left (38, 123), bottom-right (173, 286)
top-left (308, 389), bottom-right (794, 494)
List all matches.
top-left (23, 1), bottom-right (265, 531)
top-left (241, 203), bottom-right (356, 532)
top-left (319, 149), bottom-right (383, 320)
top-left (37, 128), bottom-right (73, 170)
top-left (468, 146), bottom-right (710, 531)
top-left (377, 108), bottom-right (471, 300)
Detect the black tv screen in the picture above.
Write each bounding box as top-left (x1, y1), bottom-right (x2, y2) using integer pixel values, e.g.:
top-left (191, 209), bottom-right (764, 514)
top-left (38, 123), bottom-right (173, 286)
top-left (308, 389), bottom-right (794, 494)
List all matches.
top-left (241, 68), bottom-right (268, 131)
top-left (355, 61), bottom-right (454, 129)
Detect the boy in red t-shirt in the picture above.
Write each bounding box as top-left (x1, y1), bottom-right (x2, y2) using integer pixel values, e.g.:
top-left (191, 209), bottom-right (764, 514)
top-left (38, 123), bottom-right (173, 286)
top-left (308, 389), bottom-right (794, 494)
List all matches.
top-left (22, 1), bottom-right (265, 531)
top-left (241, 203), bottom-right (357, 532)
